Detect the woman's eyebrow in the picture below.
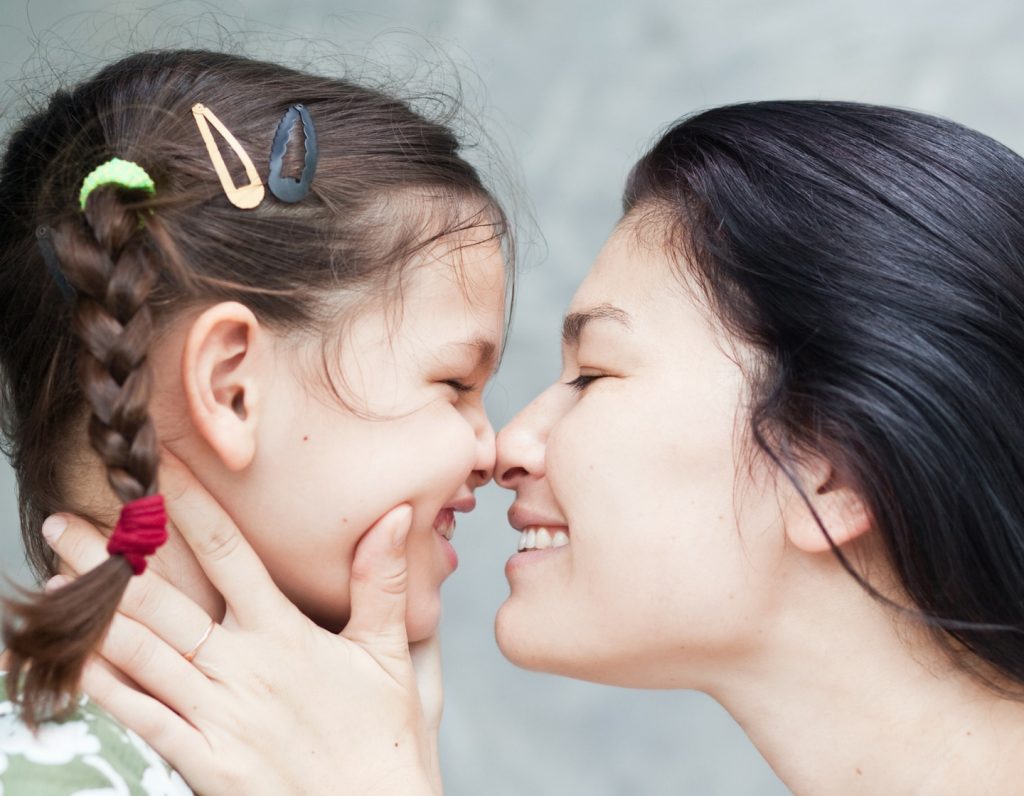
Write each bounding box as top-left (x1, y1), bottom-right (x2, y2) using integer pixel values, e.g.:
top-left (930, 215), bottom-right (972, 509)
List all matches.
top-left (562, 304), bottom-right (632, 347)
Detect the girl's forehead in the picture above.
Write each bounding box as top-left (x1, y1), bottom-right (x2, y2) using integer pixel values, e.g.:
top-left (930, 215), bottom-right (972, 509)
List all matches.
top-left (405, 234), bottom-right (507, 313)
top-left (366, 243), bottom-right (506, 351)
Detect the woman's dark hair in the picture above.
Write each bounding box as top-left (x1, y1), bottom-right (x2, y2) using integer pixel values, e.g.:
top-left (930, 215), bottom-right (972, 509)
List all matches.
top-left (625, 100), bottom-right (1024, 691)
top-left (0, 49), bottom-right (510, 725)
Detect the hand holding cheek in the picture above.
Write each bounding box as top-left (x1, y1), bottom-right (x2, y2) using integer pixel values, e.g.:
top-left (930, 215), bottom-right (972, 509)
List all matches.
top-left (43, 457), bottom-right (440, 796)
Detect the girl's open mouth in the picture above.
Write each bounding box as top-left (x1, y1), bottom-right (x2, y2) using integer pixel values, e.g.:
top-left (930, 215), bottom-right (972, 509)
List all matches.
top-left (433, 508), bottom-right (455, 541)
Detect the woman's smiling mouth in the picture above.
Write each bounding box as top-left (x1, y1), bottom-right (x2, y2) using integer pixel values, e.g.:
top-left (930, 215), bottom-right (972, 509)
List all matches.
top-left (517, 526), bottom-right (570, 551)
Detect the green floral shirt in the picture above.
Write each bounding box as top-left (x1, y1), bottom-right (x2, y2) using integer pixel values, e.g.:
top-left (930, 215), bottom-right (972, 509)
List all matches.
top-left (0, 675), bottom-right (192, 795)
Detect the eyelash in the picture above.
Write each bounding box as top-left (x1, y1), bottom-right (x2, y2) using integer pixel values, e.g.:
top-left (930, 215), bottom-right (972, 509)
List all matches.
top-left (566, 374), bottom-right (603, 393)
top-left (443, 379), bottom-right (476, 394)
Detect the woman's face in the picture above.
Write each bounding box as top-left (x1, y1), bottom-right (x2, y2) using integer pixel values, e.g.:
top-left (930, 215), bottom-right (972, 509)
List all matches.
top-left (494, 222), bottom-right (790, 687)
top-left (184, 233), bottom-right (506, 641)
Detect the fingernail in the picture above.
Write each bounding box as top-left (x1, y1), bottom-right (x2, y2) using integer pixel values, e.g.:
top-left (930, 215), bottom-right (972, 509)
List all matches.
top-left (41, 515), bottom-right (68, 545)
top-left (45, 575), bottom-right (70, 593)
top-left (391, 505), bottom-right (412, 549)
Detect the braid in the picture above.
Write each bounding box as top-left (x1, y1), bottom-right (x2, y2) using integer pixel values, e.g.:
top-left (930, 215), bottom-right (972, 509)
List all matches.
top-left (68, 188), bottom-right (161, 503)
top-left (3, 185), bottom-right (162, 727)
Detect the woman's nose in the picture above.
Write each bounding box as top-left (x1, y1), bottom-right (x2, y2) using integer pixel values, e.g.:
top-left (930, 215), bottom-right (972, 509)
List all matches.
top-left (495, 393), bottom-right (551, 489)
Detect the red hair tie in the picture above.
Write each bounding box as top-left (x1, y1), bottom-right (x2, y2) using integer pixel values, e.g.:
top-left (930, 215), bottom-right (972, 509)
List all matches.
top-left (106, 494), bottom-right (168, 575)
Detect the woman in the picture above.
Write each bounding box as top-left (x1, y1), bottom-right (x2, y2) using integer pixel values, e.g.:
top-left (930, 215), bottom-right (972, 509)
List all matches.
top-left (41, 101), bottom-right (1024, 793)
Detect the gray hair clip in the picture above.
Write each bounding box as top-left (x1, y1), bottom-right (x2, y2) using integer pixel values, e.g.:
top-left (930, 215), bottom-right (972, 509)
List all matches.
top-left (267, 104), bottom-right (318, 203)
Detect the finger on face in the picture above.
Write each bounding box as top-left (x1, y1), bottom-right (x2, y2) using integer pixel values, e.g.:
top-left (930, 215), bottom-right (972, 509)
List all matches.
top-left (119, 572), bottom-right (223, 666)
top-left (98, 613), bottom-right (214, 720)
top-left (42, 513), bottom-right (108, 575)
top-left (158, 453), bottom-right (289, 624)
top-left (342, 504), bottom-right (414, 669)
top-left (42, 512), bottom-right (221, 657)
top-left (44, 574), bottom-right (71, 593)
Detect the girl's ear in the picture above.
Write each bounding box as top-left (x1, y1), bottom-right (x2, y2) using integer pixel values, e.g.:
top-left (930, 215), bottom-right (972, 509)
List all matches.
top-left (181, 301), bottom-right (264, 471)
top-left (784, 454), bottom-right (872, 553)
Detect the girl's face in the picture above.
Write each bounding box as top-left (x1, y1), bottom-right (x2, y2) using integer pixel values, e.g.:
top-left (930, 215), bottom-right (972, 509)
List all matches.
top-left (168, 233), bottom-right (506, 641)
top-left (494, 224), bottom-right (790, 687)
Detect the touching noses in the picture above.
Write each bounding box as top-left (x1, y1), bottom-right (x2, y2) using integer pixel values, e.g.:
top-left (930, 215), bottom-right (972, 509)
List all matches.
top-left (495, 393), bottom-right (550, 490)
top-left (469, 409), bottom-right (497, 488)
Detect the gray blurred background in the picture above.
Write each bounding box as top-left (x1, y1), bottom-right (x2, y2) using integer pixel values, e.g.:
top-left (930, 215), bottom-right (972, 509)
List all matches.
top-left (2, 1), bottom-right (1023, 793)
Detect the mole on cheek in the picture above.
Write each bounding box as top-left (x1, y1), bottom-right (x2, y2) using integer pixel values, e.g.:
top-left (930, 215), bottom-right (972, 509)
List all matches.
top-left (303, 435), bottom-right (309, 442)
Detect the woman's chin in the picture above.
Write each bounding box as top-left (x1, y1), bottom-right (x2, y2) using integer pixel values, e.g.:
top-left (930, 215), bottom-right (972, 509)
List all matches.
top-left (493, 598), bottom-right (560, 673)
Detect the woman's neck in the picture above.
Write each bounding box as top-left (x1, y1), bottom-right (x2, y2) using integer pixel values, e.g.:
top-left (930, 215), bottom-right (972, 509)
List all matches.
top-left (708, 567), bottom-right (1024, 795)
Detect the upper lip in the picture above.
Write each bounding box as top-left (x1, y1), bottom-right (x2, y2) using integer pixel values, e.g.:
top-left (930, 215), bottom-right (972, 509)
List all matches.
top-left (507, 503), bottom-right (568, 532)
top-left (442, 495), bottom-right (476, 513)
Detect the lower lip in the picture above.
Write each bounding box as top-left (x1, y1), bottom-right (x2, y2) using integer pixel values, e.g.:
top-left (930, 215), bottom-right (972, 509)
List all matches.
top-left (436, 532), bottom-right (458, 571)
top-left (434, 510), bottom-right (458, 571)
top-left (504, 544), bottom-right (568, 578)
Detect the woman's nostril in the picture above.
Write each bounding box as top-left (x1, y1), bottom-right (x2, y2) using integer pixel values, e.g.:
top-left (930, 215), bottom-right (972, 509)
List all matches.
top-left (498, 466), bottom-right (529, 485)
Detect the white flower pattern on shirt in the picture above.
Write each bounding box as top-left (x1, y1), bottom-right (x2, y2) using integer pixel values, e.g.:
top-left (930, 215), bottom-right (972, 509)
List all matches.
top-left (0, 676), bottom-right (192, 795)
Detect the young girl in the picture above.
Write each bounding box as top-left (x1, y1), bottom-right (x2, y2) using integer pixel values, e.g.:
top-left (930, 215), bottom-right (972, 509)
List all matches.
top-left (52, 100), bottom-right (1024, 794)
top-left (0, 48), bottom-right (509, 792)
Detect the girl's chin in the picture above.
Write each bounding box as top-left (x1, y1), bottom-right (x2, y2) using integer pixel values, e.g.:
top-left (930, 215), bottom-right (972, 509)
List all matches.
top-left (298, 579), bottom-right (444, 638)
top-left (404, 592), bottom-right (443, 642)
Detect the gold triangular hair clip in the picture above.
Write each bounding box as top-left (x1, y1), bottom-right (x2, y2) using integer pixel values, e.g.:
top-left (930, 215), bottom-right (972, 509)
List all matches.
top-left (191, 103), bottom-right (265, 209)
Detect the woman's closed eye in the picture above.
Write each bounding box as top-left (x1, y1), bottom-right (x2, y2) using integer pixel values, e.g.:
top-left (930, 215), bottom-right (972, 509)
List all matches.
top-left (565, 373), bottom-right (606, 393)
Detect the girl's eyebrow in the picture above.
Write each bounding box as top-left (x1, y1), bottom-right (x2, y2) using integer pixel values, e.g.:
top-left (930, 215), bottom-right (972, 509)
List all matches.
top-left (562, 304), bottom-right (632, 347)
top-left (445, 337), bottom-right (499, 370)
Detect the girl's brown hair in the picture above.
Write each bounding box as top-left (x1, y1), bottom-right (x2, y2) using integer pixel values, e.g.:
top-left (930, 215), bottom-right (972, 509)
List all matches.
top-left (0, 49), bottom-right (510, 725)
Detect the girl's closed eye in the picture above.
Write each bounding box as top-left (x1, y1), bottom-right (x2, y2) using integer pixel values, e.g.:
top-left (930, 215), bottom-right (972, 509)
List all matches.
top-left (442, 378), bottom-right (477, 394)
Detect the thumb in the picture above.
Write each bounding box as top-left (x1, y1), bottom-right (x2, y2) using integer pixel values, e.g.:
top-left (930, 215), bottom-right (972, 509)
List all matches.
top-left (341, 504), bottom-right (414, 659)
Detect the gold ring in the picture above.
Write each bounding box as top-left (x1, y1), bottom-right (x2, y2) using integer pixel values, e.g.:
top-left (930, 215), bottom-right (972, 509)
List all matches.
top-left (183, 619), bottom-right (216, 663)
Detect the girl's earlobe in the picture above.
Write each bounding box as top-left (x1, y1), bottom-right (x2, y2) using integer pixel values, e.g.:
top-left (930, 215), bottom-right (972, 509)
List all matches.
top-left (181, 301), bottom-right (262, 471)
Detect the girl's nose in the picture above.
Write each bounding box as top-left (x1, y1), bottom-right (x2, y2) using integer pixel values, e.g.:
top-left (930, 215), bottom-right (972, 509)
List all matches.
top-left (469, 412), bottom-right (496, 488)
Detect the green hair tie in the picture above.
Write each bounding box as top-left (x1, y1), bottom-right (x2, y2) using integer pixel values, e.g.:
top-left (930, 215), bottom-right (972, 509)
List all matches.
top-left (79, 157), bottom-right (156, 211)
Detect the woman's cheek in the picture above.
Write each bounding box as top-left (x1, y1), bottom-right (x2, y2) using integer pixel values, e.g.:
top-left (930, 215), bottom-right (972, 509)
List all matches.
top-left (547, 398), bottom-right (621, 507)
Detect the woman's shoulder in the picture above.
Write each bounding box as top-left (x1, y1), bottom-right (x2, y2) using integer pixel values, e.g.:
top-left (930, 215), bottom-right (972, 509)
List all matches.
top-left (0, 674), bottom-right (192, 795)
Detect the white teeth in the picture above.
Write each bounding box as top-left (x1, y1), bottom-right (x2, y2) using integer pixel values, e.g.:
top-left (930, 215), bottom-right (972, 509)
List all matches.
top-left (436, 516), bottom-right (455, 541)
top-left (516, 526), bottom-right (569, 552)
